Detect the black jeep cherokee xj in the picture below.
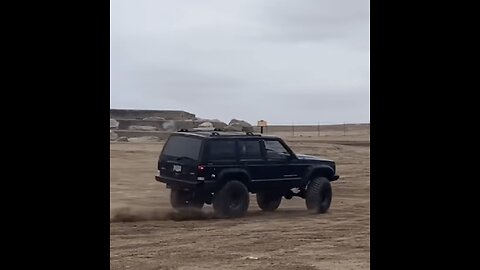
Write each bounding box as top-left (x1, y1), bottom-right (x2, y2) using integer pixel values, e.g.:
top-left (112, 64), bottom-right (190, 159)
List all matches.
top-left (155, 130), bottom-right (340, 218)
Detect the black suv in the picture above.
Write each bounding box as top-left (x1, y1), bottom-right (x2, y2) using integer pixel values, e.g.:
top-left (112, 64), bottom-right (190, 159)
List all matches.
top-left (155, 130), bottom-right (340, 218)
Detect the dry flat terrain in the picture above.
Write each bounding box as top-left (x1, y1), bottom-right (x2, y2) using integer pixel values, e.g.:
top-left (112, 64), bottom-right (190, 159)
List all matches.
top-left (110, 129), bottom-right (370, 269)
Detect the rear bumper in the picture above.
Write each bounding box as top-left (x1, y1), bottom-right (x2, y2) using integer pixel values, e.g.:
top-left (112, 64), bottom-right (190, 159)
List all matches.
top-left (155, 176), bottom-right (216, 191)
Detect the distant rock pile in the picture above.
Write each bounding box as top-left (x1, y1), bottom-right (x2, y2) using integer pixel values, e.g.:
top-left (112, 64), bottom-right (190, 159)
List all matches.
top-left (110, 109), bottom-right (254, 142)
top-left (198, 122), bottom-right (214, 128)
top-left (110, 130), bottom-right (119, 140)
top-left (193, 118), bottom-right (228, 129)
top-left (142, 116), bottom-right (165, 121)
top-left (127, 136), bottom-right (160, 143)
top-left (128, 125), bottom-right (158, 131)
top-left (223, 119), bottom-right (254, 132)
top-left (110, 119), bottom-right (119, 129)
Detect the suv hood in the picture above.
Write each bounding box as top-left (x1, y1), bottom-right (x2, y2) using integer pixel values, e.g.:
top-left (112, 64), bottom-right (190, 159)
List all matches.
top-left (296, 153), bottom-right (334, 162)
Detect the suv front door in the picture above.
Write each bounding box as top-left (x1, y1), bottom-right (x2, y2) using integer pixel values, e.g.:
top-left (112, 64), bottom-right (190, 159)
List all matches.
top-left (260, 139), bottom-right (302, 189)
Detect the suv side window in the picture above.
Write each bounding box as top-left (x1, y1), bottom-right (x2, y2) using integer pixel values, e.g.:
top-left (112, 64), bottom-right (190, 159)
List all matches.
top-left (207, 140), bottom-right (237, 161)
top-left (264, 140), bottom-right (291, 160)
top-left (238, 140), bottom-right (263, 160)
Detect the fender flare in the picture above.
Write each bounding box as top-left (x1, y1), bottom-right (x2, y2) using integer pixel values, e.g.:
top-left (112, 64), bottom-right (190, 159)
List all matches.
top-left (302, 165), bottom-right (335, 186)
top-left (215, 168), bottom-right (251, 190)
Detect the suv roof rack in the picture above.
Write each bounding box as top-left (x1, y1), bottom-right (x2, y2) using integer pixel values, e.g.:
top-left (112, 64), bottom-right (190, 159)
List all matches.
top-left (176, 128), bottom-right (262, 137)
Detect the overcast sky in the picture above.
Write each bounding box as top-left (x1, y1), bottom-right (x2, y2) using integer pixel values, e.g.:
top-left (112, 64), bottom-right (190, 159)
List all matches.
top-left (110, 0), bottom-right (369, 125)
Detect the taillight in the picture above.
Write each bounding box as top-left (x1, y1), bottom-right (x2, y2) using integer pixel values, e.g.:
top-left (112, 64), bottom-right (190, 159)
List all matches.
top-left (197, 165), bottom-right (205, 173)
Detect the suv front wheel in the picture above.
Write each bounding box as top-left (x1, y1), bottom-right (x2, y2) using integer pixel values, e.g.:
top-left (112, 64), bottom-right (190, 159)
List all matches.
top-left (212, 180), bottom-right (250, 218)
top-left (305, 177), bottom-right (332, 213)
top-left (170, 189), bottom-right (204, 210)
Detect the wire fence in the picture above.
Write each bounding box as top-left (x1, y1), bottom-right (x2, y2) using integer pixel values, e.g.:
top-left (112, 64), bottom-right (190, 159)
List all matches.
top-left (252, 123), bottom-right (370, 137)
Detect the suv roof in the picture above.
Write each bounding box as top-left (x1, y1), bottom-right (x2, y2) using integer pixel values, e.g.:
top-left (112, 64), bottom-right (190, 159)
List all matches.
top-left (174, 129), bottom-right (279, 139)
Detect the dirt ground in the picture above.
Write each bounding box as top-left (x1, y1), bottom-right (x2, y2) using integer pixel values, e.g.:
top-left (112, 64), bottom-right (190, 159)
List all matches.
top-left (110, 129), bottom-right (370, 269)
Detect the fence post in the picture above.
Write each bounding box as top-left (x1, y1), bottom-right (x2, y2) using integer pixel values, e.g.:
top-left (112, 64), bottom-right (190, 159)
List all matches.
top-left (292, 122), bottom-right (295, 137)
top-left (343, 122), bottom-right (346, 136)
top-left (317, 122), bottom-right (320, 137)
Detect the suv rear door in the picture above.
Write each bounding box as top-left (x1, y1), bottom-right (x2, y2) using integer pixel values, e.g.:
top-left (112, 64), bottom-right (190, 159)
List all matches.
top-left (237, 139), bottom-right (269, 184)
top-left (158, 135), bottom-right (203, 182)
top-left (203, 139), bottom-right (239, 181)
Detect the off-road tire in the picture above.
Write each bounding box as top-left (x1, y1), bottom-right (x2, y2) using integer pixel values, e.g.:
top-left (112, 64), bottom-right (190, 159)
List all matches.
top-left (305, 177), bottom-right (332, 213)
top-left (256, 193), bottom-right (282, 211)
top-left (212, 180), bottom-right (250, 218)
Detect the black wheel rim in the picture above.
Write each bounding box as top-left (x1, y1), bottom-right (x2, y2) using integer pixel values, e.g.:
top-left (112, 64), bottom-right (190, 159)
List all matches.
top-left (228, 191), bottom-right (242, 209)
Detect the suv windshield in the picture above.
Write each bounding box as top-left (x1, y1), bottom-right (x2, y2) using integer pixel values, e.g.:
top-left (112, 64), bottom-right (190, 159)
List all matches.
top-left (162, 135), bottom-right (202, 160)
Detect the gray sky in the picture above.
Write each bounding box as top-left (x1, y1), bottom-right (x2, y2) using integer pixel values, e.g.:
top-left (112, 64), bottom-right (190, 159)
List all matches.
top-left (110, 0), bottom-right (369, 125)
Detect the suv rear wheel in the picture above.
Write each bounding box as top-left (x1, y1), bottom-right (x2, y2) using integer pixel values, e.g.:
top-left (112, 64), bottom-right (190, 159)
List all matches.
top-left (305, 177), bottom-right (332, 213)
top-left (212, 180), bottom-right (249, 218)
top-left (170, 189), bottom-right (204, 210)
top-left (256, 192), bottom-right (282, 211)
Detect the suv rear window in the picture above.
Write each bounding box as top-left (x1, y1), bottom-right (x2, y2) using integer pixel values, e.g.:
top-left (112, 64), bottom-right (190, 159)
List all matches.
top-left (162, 135), bottom-right (202, 160)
